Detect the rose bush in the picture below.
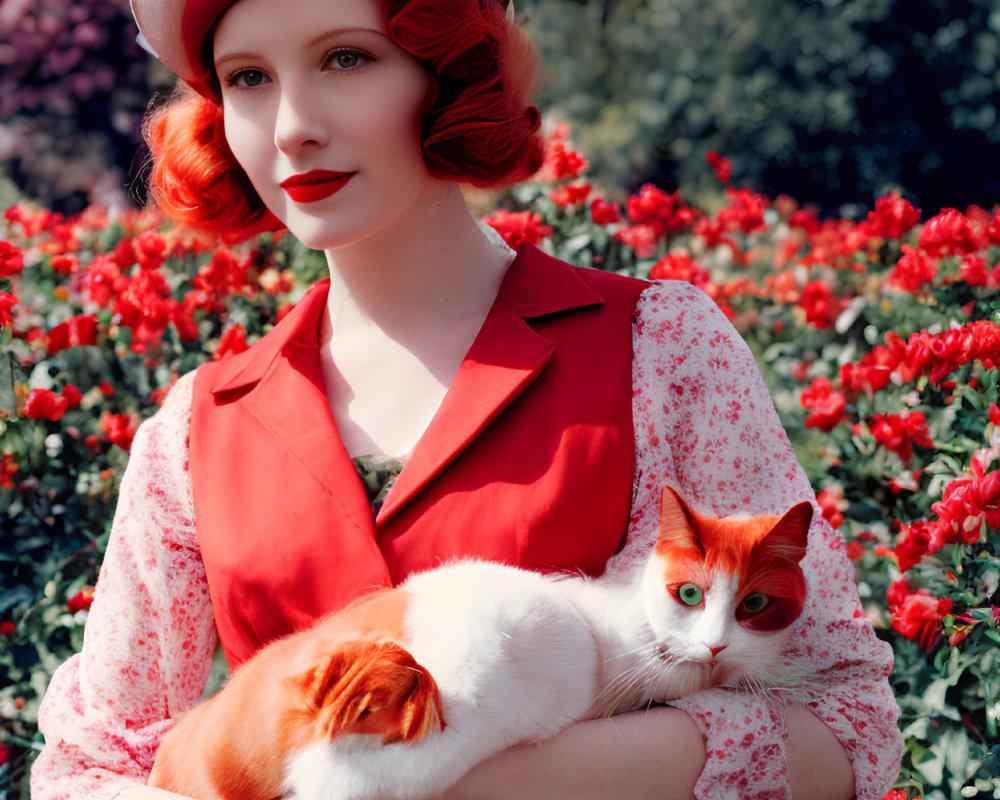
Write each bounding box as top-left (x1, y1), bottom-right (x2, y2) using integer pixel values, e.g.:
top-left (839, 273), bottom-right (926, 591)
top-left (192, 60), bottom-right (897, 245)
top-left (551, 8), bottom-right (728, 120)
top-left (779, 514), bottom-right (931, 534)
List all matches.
top-left (2, 128), bottom-right (997, 798)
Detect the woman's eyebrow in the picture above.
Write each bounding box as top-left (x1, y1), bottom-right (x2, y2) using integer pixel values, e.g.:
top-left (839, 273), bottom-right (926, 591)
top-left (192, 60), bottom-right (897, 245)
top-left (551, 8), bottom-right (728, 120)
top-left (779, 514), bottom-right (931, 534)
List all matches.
top-left (214, 27), bottom-right (386, 70)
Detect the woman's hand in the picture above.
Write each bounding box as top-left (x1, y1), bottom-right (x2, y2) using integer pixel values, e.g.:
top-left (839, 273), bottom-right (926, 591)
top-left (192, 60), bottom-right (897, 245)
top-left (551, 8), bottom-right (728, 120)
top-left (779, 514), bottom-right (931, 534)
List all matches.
top-left (434, 701), bottom-right (854, 800)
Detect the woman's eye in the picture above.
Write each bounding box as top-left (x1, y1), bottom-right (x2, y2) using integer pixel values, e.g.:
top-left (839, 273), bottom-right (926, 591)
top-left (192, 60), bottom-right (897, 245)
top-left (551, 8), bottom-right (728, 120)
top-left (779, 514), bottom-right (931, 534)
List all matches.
top-left (228, 69), bottom-right (269, 89)
top-left (675, 583), bottom-right (703, 607)
top-left (741, 593), bottom-right (770, 614)
top-left (326, 50), bottom-right (368, 71)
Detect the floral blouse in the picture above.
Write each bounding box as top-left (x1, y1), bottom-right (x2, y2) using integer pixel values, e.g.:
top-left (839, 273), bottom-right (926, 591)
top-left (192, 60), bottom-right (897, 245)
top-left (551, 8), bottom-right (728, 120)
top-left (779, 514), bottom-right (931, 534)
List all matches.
top-left (31, 281), bottom-right (903, 799)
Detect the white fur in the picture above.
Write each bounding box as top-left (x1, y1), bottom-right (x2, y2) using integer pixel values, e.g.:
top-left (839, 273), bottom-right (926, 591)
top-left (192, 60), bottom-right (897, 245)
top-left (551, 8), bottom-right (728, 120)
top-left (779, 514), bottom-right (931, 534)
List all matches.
top-left (283, 554), bottom-right (803, 800)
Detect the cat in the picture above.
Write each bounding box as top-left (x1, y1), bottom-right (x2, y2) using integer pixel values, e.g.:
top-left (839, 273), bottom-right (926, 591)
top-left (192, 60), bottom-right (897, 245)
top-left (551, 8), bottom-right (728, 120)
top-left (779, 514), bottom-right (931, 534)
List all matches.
top-left (148, 486), bottom-right (813, 800)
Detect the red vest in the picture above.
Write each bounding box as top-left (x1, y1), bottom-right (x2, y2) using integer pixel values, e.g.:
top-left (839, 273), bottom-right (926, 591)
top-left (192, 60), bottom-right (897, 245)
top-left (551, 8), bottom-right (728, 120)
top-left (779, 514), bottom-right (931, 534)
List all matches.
top-left (189, 245), bottom-right (648, 667)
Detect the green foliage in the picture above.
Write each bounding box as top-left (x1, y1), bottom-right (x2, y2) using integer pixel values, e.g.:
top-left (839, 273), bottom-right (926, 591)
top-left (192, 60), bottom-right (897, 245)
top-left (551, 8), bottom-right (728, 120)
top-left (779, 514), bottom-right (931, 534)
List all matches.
top-left (3, 140), bottom-right (999, 798)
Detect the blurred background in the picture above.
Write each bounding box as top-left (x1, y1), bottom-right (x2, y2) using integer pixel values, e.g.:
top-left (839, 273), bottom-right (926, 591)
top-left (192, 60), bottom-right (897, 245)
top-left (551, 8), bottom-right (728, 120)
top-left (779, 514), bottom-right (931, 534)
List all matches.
top-left (1, 0), bottom-right (998, 217)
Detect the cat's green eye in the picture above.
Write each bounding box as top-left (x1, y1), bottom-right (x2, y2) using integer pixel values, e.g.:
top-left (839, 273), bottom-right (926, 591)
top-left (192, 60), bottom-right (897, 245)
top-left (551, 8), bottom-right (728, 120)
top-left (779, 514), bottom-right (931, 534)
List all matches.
top-left (676, 583), bottom-right (703, 607)
top-left (741, 593), bottom-right (770, 613)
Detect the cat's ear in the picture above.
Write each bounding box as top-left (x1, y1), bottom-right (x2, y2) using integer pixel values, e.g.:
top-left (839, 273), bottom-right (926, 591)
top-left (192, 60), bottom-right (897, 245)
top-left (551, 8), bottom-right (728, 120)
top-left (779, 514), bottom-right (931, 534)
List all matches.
top-left (760, 501), bottom-right (812, 563)
top-left (657, 485), bottom-right (702, 555)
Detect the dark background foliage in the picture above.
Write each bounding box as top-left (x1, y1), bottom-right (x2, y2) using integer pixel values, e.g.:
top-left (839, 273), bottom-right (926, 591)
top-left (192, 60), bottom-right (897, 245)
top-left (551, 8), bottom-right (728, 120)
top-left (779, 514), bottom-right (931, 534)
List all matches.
top-left (2, 0), bottom-right (998, 215)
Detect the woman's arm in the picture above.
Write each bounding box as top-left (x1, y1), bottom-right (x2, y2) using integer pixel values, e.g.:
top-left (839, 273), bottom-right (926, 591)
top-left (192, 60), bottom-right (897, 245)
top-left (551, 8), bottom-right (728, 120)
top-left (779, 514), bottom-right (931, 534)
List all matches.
top-left (607, 281), bottom-right (901, 799)
top-left (439, 702), bottom-right (851, 800)
top-left (31, 372), bottom-right (218, 800)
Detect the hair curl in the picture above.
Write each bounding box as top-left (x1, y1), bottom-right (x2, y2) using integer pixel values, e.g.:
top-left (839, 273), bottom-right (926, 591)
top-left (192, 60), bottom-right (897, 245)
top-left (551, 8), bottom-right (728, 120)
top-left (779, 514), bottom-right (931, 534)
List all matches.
top-left (144, 0), bottom-right (544, 241)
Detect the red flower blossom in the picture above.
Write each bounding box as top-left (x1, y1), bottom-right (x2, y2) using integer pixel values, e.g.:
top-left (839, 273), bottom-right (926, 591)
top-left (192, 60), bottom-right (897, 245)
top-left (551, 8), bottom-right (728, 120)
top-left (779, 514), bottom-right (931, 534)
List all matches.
top-left (0, 240), bottom-right (24, 277)
top-left (62, 385), bottom-right (83, 407)
top-left (590, 198), bottom-right (621, 225)
top-left (648, 251), bottom-right (711, 287)
top-left (50, 254), bottom-right (79, 275)
top-left (716, 187), bottom-right (768, 235)
top-left (918, 208), bottom-right (980, 257)
top-left (893, 520), bottom-right (933, 571)
top-left (0, 620), bottom-right (15, 636)
top-left (816, 485), bottom-right (846, 528)
top-left (798, 280), bottom-right (843, 329)
top-left (482, 210), bottom-right (553, 248)
top-left (705, 151), bottom-right (731, 183)
top-left (47, 314), bottom-right (99, 355)
top-left (867, 192), bottom-right (921, 240)
top-left (887, 245), bottom-right (937, 294)
top-left (68, 586), bottom-right (95, 613)
top-left (0, 454), bottom-right (17, 490)
top-left (800, 377), bottom-right (847, 432)
top-left (870, 411), bottom-right (933, 466)
top-left (0, 291), bottom-right (17, 330)
top-left (930, 463), bottom-right (1000, 546)
top-left (959, 253), bottom-right (1000, 288)
top-left (102, 413), bottom-right (137, 452)
top-left (614, 223), bottom-right (662, 258)
top-left (549, 182), bottom-right (591, 209)
top-left (214, 324), bottom-right (249, 360)
top-left (888, 583), bottom-right (952, 651)
top-left (23, 388), bottom-right (69, 421)
top-left (537, 131), bottom-right (588, 181)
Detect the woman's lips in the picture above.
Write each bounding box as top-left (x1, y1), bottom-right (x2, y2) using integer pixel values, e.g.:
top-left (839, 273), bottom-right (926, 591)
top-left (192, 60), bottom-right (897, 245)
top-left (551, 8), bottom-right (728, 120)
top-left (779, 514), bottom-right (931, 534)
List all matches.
top-left (280, 170), bottom-right (356, 203)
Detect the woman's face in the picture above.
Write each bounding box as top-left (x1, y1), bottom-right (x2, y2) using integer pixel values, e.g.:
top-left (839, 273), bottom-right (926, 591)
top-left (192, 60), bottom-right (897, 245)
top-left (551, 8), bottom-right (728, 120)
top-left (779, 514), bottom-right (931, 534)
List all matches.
top-left (213, 0), bottom-right (439, 251)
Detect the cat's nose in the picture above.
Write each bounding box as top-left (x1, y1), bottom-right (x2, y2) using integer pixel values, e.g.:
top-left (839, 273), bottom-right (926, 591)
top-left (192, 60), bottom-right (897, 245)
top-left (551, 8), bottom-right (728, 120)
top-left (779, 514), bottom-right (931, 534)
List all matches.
top-left (707, 644), bottom-right (727, 658)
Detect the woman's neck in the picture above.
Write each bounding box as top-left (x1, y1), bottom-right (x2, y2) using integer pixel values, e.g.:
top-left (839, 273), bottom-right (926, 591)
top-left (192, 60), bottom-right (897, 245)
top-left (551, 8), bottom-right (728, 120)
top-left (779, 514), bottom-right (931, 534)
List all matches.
top-left (322, 182), bottom-right (513, 338)
top-left (317, 181), bottom-right (516, 459)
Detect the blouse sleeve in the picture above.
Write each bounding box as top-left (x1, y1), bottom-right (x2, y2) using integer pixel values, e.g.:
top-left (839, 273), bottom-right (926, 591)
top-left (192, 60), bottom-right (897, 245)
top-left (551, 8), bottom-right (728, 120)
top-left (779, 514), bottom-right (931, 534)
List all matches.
top-left (31, 370), bottom-right (218, 800)
top-left (605, 281), bottom-right (902, 800)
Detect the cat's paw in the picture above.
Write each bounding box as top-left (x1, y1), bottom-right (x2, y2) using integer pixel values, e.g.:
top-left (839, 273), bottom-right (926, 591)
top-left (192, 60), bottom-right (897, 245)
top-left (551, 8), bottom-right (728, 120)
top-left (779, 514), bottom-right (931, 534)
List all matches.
top-left (298, 640), bottom-right (444, 745)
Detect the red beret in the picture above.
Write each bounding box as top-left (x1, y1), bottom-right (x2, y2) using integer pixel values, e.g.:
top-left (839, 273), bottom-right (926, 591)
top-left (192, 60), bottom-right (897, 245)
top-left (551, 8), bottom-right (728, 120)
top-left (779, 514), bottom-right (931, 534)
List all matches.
top-left (131, 0), bottom-right (236, 97)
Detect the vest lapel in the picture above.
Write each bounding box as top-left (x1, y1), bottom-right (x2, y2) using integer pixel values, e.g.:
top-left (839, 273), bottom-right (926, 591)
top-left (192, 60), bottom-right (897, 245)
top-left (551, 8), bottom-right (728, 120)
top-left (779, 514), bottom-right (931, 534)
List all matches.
top-left (375, 245), bottom-right (604, 525)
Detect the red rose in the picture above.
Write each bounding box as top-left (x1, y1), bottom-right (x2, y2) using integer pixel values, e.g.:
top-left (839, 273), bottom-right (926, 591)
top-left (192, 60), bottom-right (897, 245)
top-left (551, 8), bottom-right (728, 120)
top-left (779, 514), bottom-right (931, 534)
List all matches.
top-left (705, 151), bottom-right (732, 183)
top-left (867, 192), bottom-right (920, 239)
top-left (0, 291), bottom-right (16, 330)
top-left (102, 413), bottom-right (137, 452)
top-left (0, 240), bottom-right (24, 277)
top-left (918, 208), bottom-right (980, 257)
top-left (47, 314), bottom-right (99, 355)
top-left (213, 324), bottom-right (249, 360)
top-left (891, 591), bottom-right (952, 651)
top-left (590, 199), bottom-right (621, 225)
top-left (0, 620), bottom-right (15, 636)
top-left (23, 388), bottom-right (69, 421)
top-left (800, 377), bottom-right (848, 432)
top-left (548, 182), bottom-right (591, 209)
top-left (481, 210), bottom-right (553, 249)
top-left (61, 384), bottom-right (83, 407)
top-left (68, 586), bottom-right (95, 613)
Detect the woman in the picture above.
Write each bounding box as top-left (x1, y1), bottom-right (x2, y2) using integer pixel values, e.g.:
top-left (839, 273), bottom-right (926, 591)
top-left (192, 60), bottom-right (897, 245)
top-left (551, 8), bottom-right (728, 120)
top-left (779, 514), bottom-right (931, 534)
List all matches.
top-left (31, 0), bottom-right (902, 797)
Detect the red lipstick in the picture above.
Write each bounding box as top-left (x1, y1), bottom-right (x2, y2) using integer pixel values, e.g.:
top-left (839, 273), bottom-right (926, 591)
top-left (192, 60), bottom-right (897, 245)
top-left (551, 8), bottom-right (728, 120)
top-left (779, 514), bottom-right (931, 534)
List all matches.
top-left (280, 170), bottom-right (355, 203)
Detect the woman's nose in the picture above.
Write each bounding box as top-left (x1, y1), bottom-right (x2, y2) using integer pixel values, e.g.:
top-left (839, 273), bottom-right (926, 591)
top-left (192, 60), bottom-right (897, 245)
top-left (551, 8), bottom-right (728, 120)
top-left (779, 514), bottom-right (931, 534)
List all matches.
top-left (273, 85), bottom-right (328, 154)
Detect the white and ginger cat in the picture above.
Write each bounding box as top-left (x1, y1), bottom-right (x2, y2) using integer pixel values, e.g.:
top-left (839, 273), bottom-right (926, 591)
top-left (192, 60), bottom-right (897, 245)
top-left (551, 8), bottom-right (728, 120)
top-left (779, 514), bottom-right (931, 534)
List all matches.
top-left (149, 487), bottom-right (813, 800)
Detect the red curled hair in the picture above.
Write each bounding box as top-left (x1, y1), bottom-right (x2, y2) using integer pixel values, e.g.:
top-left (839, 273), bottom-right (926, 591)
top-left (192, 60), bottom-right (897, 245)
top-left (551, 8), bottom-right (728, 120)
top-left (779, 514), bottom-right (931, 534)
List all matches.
top-left (144, 0), bottom-right (544, 241)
